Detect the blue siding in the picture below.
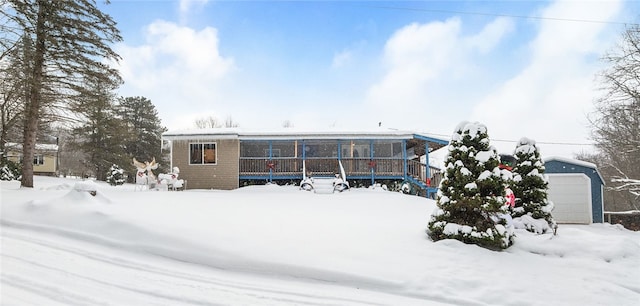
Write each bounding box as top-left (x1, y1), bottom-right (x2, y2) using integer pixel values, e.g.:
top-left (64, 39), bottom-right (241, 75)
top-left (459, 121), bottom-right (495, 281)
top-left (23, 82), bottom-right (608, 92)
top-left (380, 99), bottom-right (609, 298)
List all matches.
top-left (545, 160), bottom-right (604, 223)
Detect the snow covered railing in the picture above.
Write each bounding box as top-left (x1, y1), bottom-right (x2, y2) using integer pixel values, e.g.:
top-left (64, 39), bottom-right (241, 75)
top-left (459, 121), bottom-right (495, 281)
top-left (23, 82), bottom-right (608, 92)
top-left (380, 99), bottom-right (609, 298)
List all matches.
top-left (300, 160), bottom-right (349, 193)
top-left (406, 159), bottom-right (443, 187)
top-left (603, 211), bottom-right (640, 231)
top-left (239, 157), bottom-right (408, 178)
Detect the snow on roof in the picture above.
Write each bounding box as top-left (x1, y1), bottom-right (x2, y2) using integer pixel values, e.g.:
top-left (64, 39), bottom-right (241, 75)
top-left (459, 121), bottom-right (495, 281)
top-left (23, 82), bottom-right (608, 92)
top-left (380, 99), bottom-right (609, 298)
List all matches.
top-left (163, 127), bottom-right (448, 143)
top-left (544, 156), bottom-right (605, 185)
top-left (544, 156), bottom-right (597, 170)
top-left (5, 142), bottom-right (59, 152)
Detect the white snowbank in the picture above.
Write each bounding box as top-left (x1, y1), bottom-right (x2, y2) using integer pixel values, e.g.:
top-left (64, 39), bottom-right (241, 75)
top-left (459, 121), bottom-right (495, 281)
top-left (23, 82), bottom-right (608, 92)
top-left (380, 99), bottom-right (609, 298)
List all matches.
top-left (2, 176), bottom-right (639, 305)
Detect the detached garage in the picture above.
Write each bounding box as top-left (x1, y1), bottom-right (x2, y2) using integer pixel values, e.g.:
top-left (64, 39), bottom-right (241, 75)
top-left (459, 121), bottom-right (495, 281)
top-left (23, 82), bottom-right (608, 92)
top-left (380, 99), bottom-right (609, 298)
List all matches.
top-left (545, 157), bottom-right (604, 224)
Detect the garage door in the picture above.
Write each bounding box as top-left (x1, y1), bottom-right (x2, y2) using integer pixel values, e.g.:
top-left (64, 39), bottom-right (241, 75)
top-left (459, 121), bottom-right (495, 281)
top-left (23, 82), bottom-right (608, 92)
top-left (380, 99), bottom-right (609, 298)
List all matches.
top-left (547, 174), bottom-right (592, 224)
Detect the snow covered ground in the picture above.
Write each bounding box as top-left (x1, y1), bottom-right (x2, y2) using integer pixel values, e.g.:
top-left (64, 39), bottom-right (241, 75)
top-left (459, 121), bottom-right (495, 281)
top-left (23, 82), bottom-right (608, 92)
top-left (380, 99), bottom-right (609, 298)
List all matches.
top-left (1, 176), bottom-right (639, 305)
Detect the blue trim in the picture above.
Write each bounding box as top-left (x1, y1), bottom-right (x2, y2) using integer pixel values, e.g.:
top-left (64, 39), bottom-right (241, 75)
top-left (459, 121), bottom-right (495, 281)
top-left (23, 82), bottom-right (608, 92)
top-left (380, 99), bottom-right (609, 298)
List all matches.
top-left (425, 141), bottom-right (431, 188)
top-left (240, 174), bottom-right (407, 181)
top-left (370, 140), bottom-right (375, 185)
top-left (402, 139), bottom-right (407, 180)
top-left (269, 140), bottom-right (273, 182)
top-left (412, 134), bottom-right (449, 146)
top-left (302, 140), bottom-right (306, 160)
top-left (406, 176), bottom-right (439, 198)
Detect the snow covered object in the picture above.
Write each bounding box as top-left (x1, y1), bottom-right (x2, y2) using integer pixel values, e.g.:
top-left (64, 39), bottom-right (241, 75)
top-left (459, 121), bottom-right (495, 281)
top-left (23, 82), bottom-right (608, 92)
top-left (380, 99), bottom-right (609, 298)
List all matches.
top-left (106, 164), bottom-right (126, 186)
top-left (1, 165), bottom-right (15, 181)
top-left (427, 121), bottom-right (514, 250)
top-left (0, 159), bottom-right (20, 181)
top-left (510, 137), bottom-right (556, 234)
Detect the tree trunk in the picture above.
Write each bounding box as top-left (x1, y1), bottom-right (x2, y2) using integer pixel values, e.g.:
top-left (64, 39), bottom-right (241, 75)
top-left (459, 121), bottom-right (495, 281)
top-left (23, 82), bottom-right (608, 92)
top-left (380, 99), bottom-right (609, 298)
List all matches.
top-left (20, 1), bottom-right (47, 188)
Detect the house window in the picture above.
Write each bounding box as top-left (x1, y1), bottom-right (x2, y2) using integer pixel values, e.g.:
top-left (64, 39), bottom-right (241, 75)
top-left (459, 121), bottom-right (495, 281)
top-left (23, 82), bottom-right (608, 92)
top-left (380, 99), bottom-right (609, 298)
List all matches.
top-left (190, 143), bottom-right (216, 165)
top-left (33, 154), bottom-right (44, 165)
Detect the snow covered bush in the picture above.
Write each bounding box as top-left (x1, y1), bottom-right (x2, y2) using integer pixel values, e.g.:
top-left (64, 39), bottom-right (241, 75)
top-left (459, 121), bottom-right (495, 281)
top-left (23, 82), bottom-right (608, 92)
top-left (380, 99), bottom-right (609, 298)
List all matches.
top-left (106, 164), bottom-right (125, 186)
top-left (0, 159), bottom-right (21, 181)
top-left (510, 138), bottom-right (556, 234)
top-left (427, 121), bottom-right (515, 250)
top-left (1, 165), bottom-right (14, 181)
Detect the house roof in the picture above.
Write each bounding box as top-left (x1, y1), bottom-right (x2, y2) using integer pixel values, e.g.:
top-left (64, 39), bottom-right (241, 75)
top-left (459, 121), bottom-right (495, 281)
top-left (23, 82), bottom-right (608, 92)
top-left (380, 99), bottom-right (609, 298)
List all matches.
top-left (163, 128), bottom-right (449, 148)
top-left (4, 142), bottom-right (59, 152)
top-left (544, 156), bottom-right (605, 185)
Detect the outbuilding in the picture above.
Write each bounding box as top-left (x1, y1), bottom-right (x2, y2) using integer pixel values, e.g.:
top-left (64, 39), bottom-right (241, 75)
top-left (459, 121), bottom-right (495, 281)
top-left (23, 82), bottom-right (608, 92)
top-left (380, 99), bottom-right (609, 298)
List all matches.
top-left (544, 157), bottom-right (604, 224)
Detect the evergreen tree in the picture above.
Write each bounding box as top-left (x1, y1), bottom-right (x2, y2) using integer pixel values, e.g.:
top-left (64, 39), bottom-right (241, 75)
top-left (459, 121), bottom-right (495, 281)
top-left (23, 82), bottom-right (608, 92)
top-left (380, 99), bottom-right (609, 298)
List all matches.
top-left (511, 138), bottom-right (556, 234)
top-left (3, 0), bottom-right (122, 187)
top-left (106, 164), bottom-right (125, 186)
top-left (0, 35), bottom-right (28, 160)
top-left (116, 96), bottom-right (167, 175)
top-left (71, 79), bottom-right (128, 181)
top-left (0, 159), bottom-right (21, 181)
top-left (427, 121), bottom-right (514, 250)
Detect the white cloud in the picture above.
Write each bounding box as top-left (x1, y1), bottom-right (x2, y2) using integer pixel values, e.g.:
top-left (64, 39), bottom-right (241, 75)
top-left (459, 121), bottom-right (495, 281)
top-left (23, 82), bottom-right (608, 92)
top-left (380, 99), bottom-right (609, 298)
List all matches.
top-left (364, 16), bottom-right (514, 132)
top-left (367, 18), bottom-right (463, 108)
top-left (470, 0), bottom-right (623, 156)
top-left (179, 0), bottom-right (209, 17)
top-left (465, 17), bottom-right (514, 54)
top-left (331, 49), bottom-right (353, 69)
top-left (115, 20), bottom-right (234, 129)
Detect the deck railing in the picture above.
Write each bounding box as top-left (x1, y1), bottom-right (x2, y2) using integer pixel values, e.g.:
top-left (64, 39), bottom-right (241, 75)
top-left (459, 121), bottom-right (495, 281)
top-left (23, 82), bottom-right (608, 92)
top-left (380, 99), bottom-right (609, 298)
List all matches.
top-left (240, 157), bottom-right (441, 183)
top-left (407, 159), bottom-right (442, 187)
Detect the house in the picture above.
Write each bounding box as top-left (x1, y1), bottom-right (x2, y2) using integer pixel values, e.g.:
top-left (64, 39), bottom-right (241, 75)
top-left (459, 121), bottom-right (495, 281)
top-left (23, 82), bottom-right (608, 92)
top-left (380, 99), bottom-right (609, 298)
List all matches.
top-left (545, 157), bottom-right (605, 224)
top-left (162, 128), bottom-right (449, 196)
top-left (4, 142), bottom-right (59, 176)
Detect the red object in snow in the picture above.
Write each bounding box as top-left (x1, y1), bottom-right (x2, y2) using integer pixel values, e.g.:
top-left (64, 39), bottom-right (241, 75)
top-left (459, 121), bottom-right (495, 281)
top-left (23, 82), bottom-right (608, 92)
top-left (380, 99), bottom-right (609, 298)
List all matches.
top-left (505, 187), bottom-right (516, 207)
top-left (499, 154), bottom-right (516, 171)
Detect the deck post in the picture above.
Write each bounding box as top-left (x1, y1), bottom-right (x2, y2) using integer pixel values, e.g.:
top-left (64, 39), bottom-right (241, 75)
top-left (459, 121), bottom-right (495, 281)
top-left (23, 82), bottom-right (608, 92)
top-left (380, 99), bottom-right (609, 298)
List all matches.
top-left (370, 140), bottom-right (375, 185)
top-left (402, 139), bottom-right (407, 180)
top-left (269, 140), bottom-right (273, 183)
top-left (425, 141), bottom-right (431, 198)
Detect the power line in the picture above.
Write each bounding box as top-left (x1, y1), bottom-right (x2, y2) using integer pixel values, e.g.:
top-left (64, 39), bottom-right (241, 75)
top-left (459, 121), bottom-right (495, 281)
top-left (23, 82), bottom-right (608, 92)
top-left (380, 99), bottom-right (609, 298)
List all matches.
top-left (367, 5), bottom-right (639, 26)
top-left (491, 138), bottom-right (595, 146)
top-left (420, 132), bottom-right (596, 146)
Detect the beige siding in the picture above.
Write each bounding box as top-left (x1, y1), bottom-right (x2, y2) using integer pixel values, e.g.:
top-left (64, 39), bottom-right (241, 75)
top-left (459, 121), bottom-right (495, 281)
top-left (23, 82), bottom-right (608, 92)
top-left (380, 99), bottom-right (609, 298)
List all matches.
top-left (6, 150), bottom-right (57, 175)
top-left (34, 155), bottom-right (57, 174)
top-left (171, 139), bottom-right (239, 190)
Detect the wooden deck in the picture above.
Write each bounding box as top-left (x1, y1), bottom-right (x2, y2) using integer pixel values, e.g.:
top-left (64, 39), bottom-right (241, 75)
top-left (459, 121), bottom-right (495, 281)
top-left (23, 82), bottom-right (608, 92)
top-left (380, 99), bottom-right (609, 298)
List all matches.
top-left (239, 158), bottom-right (442, 187)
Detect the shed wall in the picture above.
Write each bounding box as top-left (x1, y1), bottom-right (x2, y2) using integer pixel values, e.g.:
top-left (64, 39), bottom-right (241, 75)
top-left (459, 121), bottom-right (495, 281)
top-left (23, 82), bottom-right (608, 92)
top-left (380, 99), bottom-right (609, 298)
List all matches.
top-left (545, 160), bottom-right (604, 223)
top-left (547, 174), bottom-right (592, 224)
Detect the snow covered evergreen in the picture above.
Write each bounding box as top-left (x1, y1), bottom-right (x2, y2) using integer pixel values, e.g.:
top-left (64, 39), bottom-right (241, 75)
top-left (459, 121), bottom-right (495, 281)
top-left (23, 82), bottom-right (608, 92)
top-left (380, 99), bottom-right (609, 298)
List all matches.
top-left (106, 164), bottom-right (126, 186)
top-left (510, 138), bottom-right (556, 234)
top-left (1, 165), bottom-right (15, 181)
top-left (427, 121), bottom-right (515, 250)
top-left (0, 160), bottom-right (20, 181)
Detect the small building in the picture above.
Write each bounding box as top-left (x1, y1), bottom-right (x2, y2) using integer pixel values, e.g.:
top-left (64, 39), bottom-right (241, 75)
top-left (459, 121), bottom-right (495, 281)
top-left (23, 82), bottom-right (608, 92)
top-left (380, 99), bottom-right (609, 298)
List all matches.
top-left (162, 128), bottom-right (449, 195)
top-left (544, 157), bottom-right (605, 224)
top-left (4, 142), bottom-right (59, 176)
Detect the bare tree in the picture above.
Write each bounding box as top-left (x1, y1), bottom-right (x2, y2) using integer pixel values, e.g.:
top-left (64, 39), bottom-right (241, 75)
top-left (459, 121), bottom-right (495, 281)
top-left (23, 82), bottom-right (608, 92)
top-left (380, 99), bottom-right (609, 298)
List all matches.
top-left (590, 24), bottom-right (640, 210)
top-left (194, 115), bottom-right (221, 129)
top-left (282, 120), bottom-right (294, 128)
top-left (575, 152), bottom-right (638, 211)
top-left (224, 116), bottom-right (239, 128)
top-left (3, 0), bottom-right (122, 187)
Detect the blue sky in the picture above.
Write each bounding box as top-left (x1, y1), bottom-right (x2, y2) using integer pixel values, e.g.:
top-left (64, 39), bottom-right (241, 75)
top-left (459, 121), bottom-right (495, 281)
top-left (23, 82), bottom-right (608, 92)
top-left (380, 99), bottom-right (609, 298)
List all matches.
top-left (100, 0), bottom-right (637, 157)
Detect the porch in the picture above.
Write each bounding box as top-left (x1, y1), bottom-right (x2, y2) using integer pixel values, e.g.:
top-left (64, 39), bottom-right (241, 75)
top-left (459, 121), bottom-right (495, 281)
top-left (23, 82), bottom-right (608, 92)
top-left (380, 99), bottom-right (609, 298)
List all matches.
top-left (239, 157), bottom-right (443, 195)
